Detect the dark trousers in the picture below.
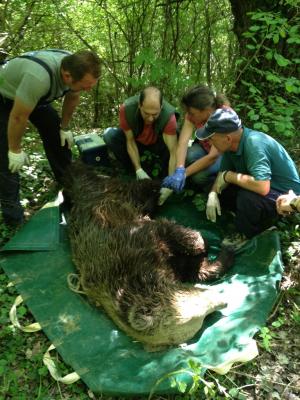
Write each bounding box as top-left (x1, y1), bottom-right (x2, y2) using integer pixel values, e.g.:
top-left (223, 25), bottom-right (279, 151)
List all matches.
top-left (103, 127), bottom-right (170, 177)
top-left (220, 186), bottom-right (281, 238)
top-left (0, 96), bottom-right (72, 224)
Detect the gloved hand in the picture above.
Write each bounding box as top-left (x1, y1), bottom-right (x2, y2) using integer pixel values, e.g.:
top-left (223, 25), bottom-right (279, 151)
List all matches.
top-left (206, 191), bottom-right (221, 223)
top-left (161, 167), bottom-right (186, 193)
top-left (158, 187), bottom-right (173, 206)
top-left (215, 170), bottom-right (229, 194)
top-left (136, 168), bottom-right (151, 180)
top-left (60, 129), bottom-right (74, 149)
top-left (8, 150), bottom-right (28, 173)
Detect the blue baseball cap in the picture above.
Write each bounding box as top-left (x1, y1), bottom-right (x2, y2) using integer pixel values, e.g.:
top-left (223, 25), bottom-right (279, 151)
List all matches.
top-left (196, 108), bottom-right (242, 140)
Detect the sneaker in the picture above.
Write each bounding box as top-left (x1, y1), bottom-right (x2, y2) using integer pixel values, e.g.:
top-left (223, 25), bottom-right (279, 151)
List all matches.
top-left (221, 232), bottom-right (248, 251)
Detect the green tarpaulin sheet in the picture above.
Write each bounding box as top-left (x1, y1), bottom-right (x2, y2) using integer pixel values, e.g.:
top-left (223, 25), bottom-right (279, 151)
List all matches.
top-left (0, 195), bottom-right (283, 396)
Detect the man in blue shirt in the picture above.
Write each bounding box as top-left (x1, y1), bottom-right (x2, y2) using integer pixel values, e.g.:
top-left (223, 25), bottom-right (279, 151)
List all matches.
top-left (196, 108), bottom-right (300, 238)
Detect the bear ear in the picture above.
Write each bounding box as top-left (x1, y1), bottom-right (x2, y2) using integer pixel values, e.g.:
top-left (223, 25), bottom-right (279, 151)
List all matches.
top-left (128, 304), bottom-right (157, 331)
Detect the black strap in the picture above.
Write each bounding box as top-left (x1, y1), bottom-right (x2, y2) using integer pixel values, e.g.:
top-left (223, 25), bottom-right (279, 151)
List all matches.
top-left (17, 55), bottom-right (54, 104)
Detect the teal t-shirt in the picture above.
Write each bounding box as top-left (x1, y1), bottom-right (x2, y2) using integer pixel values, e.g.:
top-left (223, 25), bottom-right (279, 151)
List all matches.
top-left (220, 127), bottom-right (300, 194)
top-left (0, 50), bottom-right (70, 108)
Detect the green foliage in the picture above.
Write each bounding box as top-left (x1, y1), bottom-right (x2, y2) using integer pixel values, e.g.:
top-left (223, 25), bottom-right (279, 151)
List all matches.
top-left (0, 269), bottom-right (93, 399)
top-left (0, 0), bottom-right (237, 127)
top-left (150, 359), bottom-right (251, 399)
top-left (232, 3), bottom-right (300, 140)
top-left (140, 150), bottom-right (162, 177)
top-left (129, 47), bottom-right (191, 99)
top-left (258, 327), bottom-right (276, 352)
top-left (291, 301), bottom-right (300, 325)
top-left (192, 193), bottom-right (207, 212)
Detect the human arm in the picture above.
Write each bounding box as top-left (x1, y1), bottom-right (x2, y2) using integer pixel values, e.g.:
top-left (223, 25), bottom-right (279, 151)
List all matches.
top-left (7, 97), bottom-right (33, 152)
top-left (161, 119), bottom-right (193, 192)
top-left (124, 130), bottom-right (150, 179)
top-left (125, 130), bottom-right (141, 171)
top-left (217, 138), bottom-right (274, 196)
top-left (59, 91), bottom-right (81, 148)
top-left (213, 171), bottom-right (270, 196)
top-left (276, 190), bottom-right (300, 215)
top-left (162, 132), bottom-right (177, 175)
top-left (175, 118), bottom-right (194, 168)
top-left (158, 133), bottom-right (178, 204)
top-left (185, 144), bottom-right (220, 178)
top-left (7, 98), bottom-right (32, 172)
top-left (61, 90), bottom-right (81, 129)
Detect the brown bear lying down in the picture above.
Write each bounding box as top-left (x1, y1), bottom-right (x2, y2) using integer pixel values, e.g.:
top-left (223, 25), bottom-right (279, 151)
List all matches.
top-left (64, 162), bottom-right (234, 351)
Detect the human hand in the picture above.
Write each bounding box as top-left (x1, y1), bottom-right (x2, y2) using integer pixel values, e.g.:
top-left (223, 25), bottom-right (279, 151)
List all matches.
top-left (276, 190), bottom-right (296, 215)
top-left (136, 168), bottom-right (151, 180)
top-left (158, 187), bottom-right (173, 205)
top-left (8, 150), bottom-right (29, 173)
top-left (215, 170), bottom-right (229, 194)
top-left (206, 191), bottom-right (221, 222)
top-left (60, 129), bottom-right (74, 149)
top-left (161, 167), bottom-right (186, 193)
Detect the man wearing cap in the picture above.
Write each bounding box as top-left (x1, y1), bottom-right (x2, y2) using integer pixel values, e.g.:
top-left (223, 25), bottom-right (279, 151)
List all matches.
top-left (197, 108), bottom-right (300, 239)
top-left (103, 86), bottom-right (178, 188)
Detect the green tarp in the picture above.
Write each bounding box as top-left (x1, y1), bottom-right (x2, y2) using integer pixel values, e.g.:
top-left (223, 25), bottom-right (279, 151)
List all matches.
top-left (0, 195), bottom-right (283, 396)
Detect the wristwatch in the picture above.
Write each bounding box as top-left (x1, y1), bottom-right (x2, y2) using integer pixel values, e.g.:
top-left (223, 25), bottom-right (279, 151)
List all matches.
top-left (290, 196), bottom-right (300, 211)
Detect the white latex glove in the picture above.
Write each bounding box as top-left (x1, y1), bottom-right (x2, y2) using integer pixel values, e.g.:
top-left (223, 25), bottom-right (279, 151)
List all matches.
top-left (136, 168), bottom-right (151, 180)
top-left (215, 171), bottom-right (229, 194)
top-left (60, 129), bottom-right (74, 149)
top-left (8, 150), bottom-right (29, 173)
top-left (206, 192), bottom-right (221, 222)
top-left (158, 187), bottom-right (173, 206)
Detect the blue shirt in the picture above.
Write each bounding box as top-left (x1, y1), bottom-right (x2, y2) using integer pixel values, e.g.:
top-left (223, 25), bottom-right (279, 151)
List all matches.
top-left (220, 127), bottom-right (300, 194)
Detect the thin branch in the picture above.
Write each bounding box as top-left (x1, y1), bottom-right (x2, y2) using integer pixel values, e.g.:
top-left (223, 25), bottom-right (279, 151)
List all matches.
top-left (50, 0), bottom-right (123, 86)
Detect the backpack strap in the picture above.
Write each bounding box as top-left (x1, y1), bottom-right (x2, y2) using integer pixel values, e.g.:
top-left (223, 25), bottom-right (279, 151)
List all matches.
top-left (17, 55), bottom-right (54, 104)
top-left (17, 50), bottom-right (71, 105)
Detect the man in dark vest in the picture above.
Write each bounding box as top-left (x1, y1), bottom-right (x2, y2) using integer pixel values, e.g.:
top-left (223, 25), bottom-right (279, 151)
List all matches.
top-left (0, 49), bottom-right (101, 226)
top-left (103, 87), bottom-right (178, 188)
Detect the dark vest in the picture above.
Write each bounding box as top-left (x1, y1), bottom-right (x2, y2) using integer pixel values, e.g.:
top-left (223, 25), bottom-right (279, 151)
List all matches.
top-left (124, 95), bottom-right (177, 137)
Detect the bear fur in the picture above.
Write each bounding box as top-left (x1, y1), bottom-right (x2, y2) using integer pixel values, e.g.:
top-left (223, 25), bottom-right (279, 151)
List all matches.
top-left (64, 162), bottom-right (234, 351)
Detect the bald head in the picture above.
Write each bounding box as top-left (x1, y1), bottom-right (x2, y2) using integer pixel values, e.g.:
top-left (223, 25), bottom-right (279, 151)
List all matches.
top-left (139, 86), bottom-right (163, 125)
top-left (139, 86), bottom-right (162, 105)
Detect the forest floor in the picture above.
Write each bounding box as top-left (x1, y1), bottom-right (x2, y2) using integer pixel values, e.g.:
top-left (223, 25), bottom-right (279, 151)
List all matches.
top-left (0, 134), bottom-right (299, 400)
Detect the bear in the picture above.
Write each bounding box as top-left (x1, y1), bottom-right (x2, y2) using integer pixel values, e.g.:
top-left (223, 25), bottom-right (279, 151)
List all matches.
top-left (63, 162), bottom-right (234, 351)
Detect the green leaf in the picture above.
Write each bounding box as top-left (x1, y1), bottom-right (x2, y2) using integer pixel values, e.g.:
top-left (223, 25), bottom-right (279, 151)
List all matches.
top-left (265, 51), bottom-right (273, 60)
top-left (279, 29), bottom-right (286, 38)
top-left (285, 83), bottom-right (297, 93)
top-left (249, 25), bottom-right (261, 31)
top-left (273, 33), bottom-right (279, 44)
top-left (177, 380), bottom-right (187, 393)
top-left (38, 366), bottom-right (49, 376)
top-left (287, 37), bottom-right (300, 44)
top-left (266, 73), bottom-right (281, 83)
top-left (274, 53), bottom-right (291, 67)
top-left (18, 306), bottom-right (27, 316)
top-left (229, 388), bottom-right (239, 397)
top-left (261, 123), bottom-right (269, 132)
